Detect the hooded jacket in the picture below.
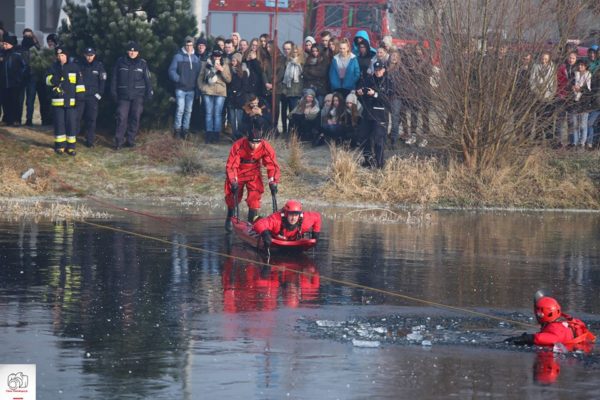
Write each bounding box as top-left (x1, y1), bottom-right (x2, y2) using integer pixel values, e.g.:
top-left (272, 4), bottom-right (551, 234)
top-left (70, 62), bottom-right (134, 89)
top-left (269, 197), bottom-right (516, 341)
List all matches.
top-left (168, 47), bottom-right (201, 92)
top-left (197, 57), bottom-right (232, 97)
top-left (352, 30), bottom-right (376, 57)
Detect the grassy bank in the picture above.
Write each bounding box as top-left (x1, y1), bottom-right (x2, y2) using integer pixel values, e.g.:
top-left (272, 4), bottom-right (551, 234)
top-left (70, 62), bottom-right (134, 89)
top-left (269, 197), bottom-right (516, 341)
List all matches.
top-left (1, 126), bottom-right (599, 216)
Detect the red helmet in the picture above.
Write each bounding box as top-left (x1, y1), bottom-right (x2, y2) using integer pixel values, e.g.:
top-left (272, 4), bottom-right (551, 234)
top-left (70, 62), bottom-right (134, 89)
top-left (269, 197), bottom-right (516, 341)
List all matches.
top-left (535, 297), bottom-right (561, 324)
top-left (283, 200), bottom-right (303, 215)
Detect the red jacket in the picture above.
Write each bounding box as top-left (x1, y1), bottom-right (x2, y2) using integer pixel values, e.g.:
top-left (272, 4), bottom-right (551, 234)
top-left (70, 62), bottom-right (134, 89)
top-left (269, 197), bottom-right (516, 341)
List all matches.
top-left (225, 137), bottom-right (280, 183)
top-left (533, 321), bottom-right (574, 346)
top-left (253, 211), bottom-right (321, 240)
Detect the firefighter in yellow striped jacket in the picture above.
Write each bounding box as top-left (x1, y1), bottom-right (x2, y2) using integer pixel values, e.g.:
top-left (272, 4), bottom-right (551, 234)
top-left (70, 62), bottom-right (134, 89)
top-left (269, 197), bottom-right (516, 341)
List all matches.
top-left (46, 46), bottom-right (85, 155)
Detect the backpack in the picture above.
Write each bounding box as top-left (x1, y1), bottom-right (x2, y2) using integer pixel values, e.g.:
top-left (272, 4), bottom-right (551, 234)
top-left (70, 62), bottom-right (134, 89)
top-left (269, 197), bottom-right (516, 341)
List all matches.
top-left (563, 313), bottom-right (596, 345)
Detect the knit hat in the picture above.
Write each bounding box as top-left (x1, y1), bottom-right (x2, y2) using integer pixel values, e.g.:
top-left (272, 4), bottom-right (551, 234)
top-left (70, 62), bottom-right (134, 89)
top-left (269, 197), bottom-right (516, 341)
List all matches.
top-left (4, 35), bottom-right (18, 47)
top-left (196, 37), bottom-right (207, 46)
top-left (590, 45), bottom-right (599, 52)
top-left (184, 36), bottom-right (194, 45)
top-left (303, 88), bottom-right (316, 98)
top-left (323, 93), bottom-right (333, 104)
top-left (304, 36), bottom-right (316, 45)
top-left (346, 92), bottom-right (358, 105)
top-left (231, 52), bottom-right (243, 64)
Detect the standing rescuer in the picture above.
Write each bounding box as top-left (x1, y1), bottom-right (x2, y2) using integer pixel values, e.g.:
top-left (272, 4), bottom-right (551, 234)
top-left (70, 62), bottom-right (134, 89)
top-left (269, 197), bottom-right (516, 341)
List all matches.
top-left (46, 45), bottom-right (85, 155)
top-left (77, 47), bottom-right (106, 147)
top-left (224, 124), bottom-right (280, 232)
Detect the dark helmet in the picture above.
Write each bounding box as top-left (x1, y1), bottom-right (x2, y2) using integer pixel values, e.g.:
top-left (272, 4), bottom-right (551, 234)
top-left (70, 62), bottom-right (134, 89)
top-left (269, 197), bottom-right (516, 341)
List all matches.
top-left (535, 297), bottom-right (561, 324)
top-left (247, 128), bottom-right (262, 143)
top-left (283, 200), bottom-right (303, 216)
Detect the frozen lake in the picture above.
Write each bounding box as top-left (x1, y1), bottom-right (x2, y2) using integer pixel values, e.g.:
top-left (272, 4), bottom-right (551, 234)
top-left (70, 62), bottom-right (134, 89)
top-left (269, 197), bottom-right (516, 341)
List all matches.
top-left (0, 205), bottom-right (598, 399)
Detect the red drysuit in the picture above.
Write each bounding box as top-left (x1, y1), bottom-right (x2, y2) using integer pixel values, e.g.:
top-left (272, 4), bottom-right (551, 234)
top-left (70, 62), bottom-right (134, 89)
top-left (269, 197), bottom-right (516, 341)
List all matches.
top-left (253, 211), bottom-right (322, 240)
top-left (224, 137), bottom-right (280, 209)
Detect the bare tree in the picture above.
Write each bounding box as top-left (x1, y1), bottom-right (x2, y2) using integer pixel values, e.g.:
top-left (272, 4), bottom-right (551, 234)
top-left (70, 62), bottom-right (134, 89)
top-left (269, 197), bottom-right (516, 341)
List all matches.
top-left (389, 0), bottom-right (596, 170)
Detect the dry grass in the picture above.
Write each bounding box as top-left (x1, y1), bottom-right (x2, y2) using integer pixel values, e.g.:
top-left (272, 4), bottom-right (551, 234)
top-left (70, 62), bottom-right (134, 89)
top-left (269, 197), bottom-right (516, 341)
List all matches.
top-left (0, 200), bottom-right (110, 221)
top-left (325, 145), bottom-right (600, 209)
top-left (285, 130), bottom-right (305, 176)
top-left (325, 143), bottom-right (441, 205)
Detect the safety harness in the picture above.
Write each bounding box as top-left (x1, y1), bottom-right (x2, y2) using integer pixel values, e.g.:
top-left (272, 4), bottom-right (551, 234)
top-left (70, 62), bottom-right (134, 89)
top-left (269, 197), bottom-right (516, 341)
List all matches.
top-left (562, 313), bottom-right (596, 345)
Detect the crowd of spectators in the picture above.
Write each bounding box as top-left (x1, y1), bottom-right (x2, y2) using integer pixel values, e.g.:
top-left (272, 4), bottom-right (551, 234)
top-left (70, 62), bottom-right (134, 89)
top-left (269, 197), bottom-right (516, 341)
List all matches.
top-left (1, 23), bottom-right (600, 162)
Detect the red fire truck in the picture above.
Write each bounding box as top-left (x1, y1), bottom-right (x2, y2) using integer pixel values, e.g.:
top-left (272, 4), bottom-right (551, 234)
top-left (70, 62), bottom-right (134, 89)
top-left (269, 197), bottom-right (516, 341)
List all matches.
top-left (206, 0), bottom-right (411, 48)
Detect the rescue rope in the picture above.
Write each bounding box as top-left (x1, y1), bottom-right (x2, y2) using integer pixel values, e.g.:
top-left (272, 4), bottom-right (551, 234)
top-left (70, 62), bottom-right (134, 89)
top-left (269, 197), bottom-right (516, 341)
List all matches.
top-left (48, 172), bottom-right (538, 329)
top-left (78, 219), bottom-right (538, 329)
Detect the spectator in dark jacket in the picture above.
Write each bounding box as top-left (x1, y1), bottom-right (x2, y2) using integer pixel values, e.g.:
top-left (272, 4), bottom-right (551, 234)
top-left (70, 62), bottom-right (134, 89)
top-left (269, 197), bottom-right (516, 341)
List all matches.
top-left (303, 45), bottom-right (329, 106)
top-left (110, 41), bottom-right (153, 149)
top-left (0, 35), bottom-right (26, 126)
top-left (227, 53), bottom-right (247, 139)
top-left (169, 36), bottom-right (201, 139)
top-left (18, 29), bottom-right (41, 126)
top-left (357, 60), bottom-right (392, 168)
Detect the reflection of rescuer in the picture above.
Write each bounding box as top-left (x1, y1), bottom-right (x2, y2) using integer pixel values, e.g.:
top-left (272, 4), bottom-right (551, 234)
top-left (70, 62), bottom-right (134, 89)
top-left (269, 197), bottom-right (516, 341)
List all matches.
top-left (253, 200), bottom-right (321, 249)
top-left (46, 46), bottom-right (85, 155)
top-left (224, 98), bottom-right (280, 231)
top-left (504, 295), bottom-right (595, 349)
top-left (356, 60), bottom-right (392, 169)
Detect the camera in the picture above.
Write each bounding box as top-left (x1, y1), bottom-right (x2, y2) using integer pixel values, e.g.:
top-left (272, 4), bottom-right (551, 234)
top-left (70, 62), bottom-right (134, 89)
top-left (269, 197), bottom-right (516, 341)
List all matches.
top-left (360, 87), bottom-right (371, 94)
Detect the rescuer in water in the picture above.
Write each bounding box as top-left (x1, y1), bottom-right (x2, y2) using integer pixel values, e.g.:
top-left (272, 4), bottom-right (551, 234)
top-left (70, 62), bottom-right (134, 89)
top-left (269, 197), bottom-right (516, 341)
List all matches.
top-left (504, 294), bottom-right (595, 349)
top-left (252, 199), bottom-right (321, 249)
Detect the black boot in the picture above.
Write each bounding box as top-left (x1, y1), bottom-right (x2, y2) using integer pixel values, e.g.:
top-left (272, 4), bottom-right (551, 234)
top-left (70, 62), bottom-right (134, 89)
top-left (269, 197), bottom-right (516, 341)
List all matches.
top-left (181, 129), bottom-right (189, 139)
top-left (247, 208), bottom-right (259, 223)
top-left (225, 208), bottom-right (234, 232)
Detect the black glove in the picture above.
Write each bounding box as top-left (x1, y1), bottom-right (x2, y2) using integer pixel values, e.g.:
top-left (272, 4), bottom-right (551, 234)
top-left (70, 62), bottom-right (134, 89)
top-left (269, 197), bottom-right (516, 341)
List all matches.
top-left (504, 333), bottom-right (534, 346)
top-left (230, 181), bottom-right (239, 193)
top-left (269, 182), bottom-right (278, 195)
top-left (311, 232), bottom-right (320, 241)
top-left (261, 231), bottom-right (272, 249)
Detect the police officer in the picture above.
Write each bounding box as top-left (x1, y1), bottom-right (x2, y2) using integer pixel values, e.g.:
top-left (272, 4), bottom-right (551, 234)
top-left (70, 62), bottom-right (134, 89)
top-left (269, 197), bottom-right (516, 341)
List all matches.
top-left (110, 41), bottom-right (153, 149)
top-left (0, 35), bottom-right (26, 126)
top-left (357, 60), bottom-right (391, 169)
top-left (77, 47), bottom-right (106, 147)
top-left (46, 45), bottom-right (85, 155)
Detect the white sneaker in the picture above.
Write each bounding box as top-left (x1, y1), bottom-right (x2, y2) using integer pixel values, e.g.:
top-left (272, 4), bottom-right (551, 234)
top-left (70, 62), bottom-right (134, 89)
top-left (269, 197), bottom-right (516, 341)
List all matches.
top-left (418, 139), bottom-right (428, 148)
top-left (406, 135), bottom-right (416, 145)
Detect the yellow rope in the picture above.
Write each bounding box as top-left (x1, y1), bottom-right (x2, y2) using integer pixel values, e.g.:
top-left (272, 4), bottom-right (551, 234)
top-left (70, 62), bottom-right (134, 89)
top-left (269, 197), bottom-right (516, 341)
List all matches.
top-left (79, 219), bottom-right (538, 329)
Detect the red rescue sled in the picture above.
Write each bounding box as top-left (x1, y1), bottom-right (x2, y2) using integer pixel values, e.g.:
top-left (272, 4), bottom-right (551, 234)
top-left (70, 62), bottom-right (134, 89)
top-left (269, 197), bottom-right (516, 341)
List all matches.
top-left (231, 216), bottom-right (317, 252)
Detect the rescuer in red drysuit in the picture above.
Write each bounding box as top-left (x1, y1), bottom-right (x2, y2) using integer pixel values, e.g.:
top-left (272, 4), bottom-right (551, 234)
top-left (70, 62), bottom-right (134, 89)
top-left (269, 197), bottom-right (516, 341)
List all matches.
top-left (252, 199), bottom-right (321, 249)
top-left (504, 295), bottom-right (596, 349)
top-left (224, 127), bottom-right (280, 231)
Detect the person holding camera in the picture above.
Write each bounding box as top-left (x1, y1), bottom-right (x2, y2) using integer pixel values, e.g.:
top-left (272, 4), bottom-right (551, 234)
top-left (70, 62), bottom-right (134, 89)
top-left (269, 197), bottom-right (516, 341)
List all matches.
top-left (357, 60), bottom-right (391, 168)
top-left (197, 48), bottom-right (231, 143)
top-left (224, 94), bottom-right (279, 231)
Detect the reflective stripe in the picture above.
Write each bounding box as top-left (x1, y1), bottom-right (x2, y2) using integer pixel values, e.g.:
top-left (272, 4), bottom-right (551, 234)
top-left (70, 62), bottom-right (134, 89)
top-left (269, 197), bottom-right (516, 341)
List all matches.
top-left (68, 73), bottom-right (77, 83)
top-left (52, 98), bottom-right (65, 106)
top-left (66, 136), bottom-right (76, 144)
top-left (46, 75), bottom-right (53, 86)
top-left (69, 98), bottom-right (76, 106)
top-left (76, 85), bottom-right (85, 93)
top-left (55, 135), bottom-right (67, 143)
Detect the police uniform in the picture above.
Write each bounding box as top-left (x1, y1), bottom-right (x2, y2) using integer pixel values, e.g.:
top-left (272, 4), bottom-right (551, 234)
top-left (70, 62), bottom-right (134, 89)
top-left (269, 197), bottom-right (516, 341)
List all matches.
top-left (357, 61), bottom-right (391, 169)
top-left (77, 48), bottom-right (106, 147)
top-left (46, 47), bottom-right (85, 155)
top-left (110, 41), bottom-right (153, 148)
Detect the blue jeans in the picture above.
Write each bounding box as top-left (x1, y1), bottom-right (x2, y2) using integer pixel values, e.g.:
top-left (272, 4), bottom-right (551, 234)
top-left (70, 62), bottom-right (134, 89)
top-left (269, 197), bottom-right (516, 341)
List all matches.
top-left (203, 95), bottom-right (225, 132)
top-left (588, 110), bottom-right (600, 145)
top-left (227, 106), bottom-right (244, 138)
top-left (174, 89), bottom-right (195, 130)
top-left (570, 112), bottom-right (588, 145)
